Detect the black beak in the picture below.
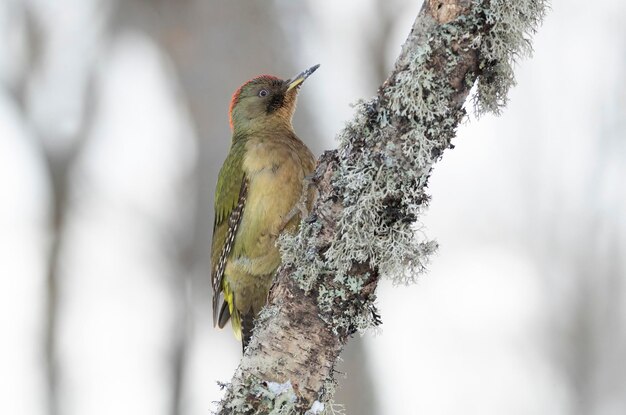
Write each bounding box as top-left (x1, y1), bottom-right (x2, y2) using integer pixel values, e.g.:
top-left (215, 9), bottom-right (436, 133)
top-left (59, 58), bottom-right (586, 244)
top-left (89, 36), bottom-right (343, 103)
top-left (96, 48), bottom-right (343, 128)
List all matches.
top-left (286, 64), bottom-right (320, 91)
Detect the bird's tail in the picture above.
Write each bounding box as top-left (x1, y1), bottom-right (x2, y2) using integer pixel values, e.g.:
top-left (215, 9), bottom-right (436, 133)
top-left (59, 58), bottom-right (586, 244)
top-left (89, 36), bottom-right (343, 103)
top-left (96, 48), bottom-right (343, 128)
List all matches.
top-left (217, 301), bottom-right (231, 329)
top-left (241, 312), bottom-right (255, 352)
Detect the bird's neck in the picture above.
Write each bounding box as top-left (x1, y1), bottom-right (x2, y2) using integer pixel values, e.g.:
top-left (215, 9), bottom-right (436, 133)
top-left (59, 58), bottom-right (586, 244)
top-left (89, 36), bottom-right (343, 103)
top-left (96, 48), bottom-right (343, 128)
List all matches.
top-left (232, 120), bottom-right (295, 143)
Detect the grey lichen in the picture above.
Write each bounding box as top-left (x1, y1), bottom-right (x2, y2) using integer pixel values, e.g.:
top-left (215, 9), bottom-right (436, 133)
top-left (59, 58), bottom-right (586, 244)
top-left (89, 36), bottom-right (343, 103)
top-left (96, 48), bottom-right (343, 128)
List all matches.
top-left (304, 401), bottom-right (325, 415)
top-left (220, 376), bottom-right (299, 415)
top-left (329, 103), bottom-right (441, 286)
top-left (280, 0), bottom-right (547, 335)
top-left (219, 364), bottom-right (345, 415)
top-left (279, 219), bottom-right (327, 293)
top-left (311, 377), bottom-right (345, 415)
top-left (473, 0), bottom-right (548, 114)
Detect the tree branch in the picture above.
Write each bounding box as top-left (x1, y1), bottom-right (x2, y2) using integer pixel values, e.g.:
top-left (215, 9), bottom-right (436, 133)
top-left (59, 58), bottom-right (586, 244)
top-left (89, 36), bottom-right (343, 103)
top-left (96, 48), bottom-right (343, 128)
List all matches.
top-left (218, 0), bottom-right (547, 413)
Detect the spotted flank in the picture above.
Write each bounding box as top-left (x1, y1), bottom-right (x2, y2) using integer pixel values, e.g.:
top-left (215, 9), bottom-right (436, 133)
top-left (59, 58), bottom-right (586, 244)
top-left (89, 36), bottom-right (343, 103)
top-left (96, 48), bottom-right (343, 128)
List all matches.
top-left (212, 178), bottom-right (248, 330)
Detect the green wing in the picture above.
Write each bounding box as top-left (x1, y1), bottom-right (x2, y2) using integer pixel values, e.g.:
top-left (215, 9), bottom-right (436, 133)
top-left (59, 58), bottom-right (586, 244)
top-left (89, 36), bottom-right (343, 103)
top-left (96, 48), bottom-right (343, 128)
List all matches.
top-left (211, 141), bottom-right (247, 327)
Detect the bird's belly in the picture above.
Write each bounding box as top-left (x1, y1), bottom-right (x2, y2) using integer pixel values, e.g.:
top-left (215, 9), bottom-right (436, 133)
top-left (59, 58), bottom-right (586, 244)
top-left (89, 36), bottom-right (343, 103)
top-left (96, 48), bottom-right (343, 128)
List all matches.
top-left (230, 144), bottom-right (305, 264)
top-left (223, 262), bottom-right (274, 315)
top-left (223, 140), bottom-right (310, 314)
top-left (224, 165), bottom-right (303, 315)
top-left (240, 163), bottom-right (303, 258)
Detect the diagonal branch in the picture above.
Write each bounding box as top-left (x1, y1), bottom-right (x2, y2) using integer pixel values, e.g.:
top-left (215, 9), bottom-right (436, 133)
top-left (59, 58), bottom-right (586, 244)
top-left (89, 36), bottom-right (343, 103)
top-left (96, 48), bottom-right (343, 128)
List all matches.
top-left (218, 0), bottom-right (547, 413)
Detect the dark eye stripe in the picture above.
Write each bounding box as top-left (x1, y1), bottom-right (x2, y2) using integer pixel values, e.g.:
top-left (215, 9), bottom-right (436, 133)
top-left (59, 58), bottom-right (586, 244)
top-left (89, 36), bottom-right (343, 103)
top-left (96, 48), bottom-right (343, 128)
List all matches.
top-left (266, 93), bottom-right (284, 113)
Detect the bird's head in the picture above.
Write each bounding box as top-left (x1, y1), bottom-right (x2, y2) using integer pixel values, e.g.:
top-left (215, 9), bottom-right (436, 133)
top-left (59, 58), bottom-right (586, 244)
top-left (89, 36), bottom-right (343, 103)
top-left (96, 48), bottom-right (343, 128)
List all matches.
top-left (228, 64), bottom-right (320, 133)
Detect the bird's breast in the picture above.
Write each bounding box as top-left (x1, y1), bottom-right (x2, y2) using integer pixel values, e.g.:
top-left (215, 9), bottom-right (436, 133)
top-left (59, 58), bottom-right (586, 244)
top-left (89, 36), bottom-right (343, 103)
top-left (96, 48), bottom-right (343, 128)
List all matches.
top-left (238, 138), bottom-right (308, 257)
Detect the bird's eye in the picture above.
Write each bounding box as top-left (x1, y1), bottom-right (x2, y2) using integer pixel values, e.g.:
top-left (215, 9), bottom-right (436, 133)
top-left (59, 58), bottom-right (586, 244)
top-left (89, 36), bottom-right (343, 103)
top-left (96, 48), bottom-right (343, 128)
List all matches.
top-left (258, 89), bottom-right (269, 97)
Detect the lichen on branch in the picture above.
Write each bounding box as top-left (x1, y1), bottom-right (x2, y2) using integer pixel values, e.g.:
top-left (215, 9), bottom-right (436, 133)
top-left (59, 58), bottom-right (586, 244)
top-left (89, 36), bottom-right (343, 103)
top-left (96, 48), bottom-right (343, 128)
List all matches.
top-left (217, 0), bottom-right (548, 413)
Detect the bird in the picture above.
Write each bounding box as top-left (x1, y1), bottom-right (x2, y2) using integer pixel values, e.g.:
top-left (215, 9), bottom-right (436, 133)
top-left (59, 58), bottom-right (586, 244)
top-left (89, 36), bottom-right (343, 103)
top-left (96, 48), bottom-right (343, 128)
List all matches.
top-left (211, 65), bottom-right (319, 351)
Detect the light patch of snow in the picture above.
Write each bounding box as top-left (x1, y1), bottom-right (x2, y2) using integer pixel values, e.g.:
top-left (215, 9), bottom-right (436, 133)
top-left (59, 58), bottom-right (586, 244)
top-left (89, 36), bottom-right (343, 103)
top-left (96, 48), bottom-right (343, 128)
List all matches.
top-left (305, 400), bottom-right (325, 414)
top-left (266, 380), bottom-right (295, 397)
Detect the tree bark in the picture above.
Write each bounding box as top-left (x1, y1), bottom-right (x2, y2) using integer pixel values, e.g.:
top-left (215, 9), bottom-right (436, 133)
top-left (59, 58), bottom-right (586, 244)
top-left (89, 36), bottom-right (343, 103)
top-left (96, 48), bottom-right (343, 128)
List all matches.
top-left (218, 0), bottom-right (546, 413)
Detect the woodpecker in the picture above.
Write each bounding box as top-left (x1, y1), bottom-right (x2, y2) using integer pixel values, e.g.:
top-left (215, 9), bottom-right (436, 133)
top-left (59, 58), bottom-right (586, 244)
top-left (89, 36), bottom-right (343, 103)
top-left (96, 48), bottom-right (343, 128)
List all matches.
top-left (211, 65), bottom-right (319, 351)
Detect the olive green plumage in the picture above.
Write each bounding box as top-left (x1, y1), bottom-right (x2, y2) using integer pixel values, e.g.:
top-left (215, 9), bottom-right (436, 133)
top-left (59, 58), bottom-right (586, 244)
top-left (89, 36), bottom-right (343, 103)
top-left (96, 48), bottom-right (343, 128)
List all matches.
top-left (211, 65), bottom-right (319, 351)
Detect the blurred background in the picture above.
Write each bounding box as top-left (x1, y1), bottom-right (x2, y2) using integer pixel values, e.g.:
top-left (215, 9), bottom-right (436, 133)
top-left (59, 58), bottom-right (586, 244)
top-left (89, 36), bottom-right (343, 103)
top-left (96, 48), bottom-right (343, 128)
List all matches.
top-left (1, 0), bottom-right (625, 414)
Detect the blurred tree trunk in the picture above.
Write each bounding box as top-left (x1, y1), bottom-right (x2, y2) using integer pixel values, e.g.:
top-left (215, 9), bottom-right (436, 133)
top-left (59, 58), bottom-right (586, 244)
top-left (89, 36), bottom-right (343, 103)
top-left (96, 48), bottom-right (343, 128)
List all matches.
top-left (8, 5), bottom-right (102, 415)
top-left (518, 41), bottom-right (626, 415)
top-left (547, 73), bottom-right (626, 415)
top-left (39, 85), bottom-right (98, 415)
top-left (334, 338), bottom-right (380, 415)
